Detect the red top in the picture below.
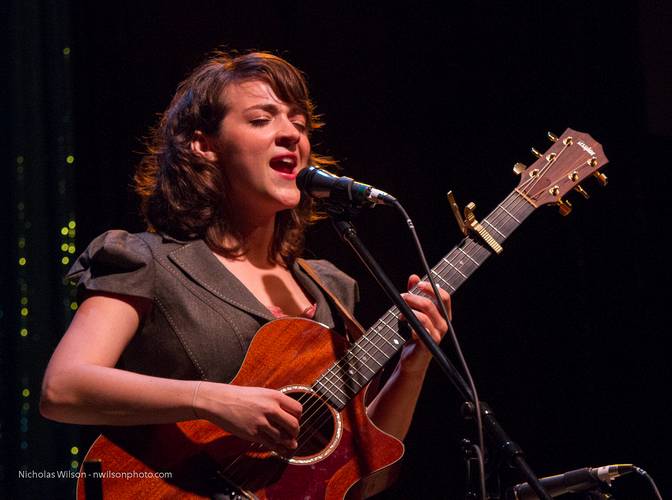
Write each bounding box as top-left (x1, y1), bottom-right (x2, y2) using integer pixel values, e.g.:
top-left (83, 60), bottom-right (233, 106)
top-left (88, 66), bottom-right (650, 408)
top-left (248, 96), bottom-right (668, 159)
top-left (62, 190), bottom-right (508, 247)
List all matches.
top-left (267, 303), bottom-right (317, 319)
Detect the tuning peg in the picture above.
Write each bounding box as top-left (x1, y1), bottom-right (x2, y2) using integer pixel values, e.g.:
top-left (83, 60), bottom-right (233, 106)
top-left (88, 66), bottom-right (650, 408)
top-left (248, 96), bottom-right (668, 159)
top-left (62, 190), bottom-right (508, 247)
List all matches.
top-left (513, 162), bottom-right (527, 175)
top-left (573, 185), bottom-right (590, 199)
top-left (593, 172), bottom-right (608, 186)
top-left (547, 131), bottom-right (558, 142)
top-left (557, 199), bottom-right (573, 216)
top-left (531, 147), bottom-right (543, 159)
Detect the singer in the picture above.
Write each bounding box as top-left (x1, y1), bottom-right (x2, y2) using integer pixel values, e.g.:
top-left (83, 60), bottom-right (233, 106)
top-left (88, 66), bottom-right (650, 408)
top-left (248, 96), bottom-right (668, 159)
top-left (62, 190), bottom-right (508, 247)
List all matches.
top-left (39, 51), bottom-right (451, 497)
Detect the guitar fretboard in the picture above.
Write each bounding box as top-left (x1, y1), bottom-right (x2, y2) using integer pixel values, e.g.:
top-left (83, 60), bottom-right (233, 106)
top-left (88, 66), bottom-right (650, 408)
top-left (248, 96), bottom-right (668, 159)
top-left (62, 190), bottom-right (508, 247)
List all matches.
top-left (312, 191), bottom-right (536, 410)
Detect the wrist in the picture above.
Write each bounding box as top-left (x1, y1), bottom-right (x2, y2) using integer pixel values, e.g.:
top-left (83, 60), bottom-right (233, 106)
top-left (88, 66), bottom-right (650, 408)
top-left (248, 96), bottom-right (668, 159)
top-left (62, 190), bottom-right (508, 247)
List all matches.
top-left (191, 380), bottom-right (218, 421)
top-left (191, 380), bottom-right (203, 419)
top-left (398, 347), bottom-right (432, 374)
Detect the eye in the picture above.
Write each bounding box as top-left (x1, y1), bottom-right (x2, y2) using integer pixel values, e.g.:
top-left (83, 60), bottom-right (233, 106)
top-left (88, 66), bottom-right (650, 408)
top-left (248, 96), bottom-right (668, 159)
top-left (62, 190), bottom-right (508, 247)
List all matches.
top-left (292, 121), bottom-right (307, 133)
top-left (250, 118), bottom-right (270, 127)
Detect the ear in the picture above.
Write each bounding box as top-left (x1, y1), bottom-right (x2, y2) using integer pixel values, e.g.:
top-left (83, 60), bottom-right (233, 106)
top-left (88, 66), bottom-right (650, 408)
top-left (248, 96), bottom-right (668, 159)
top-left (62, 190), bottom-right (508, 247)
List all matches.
top-left (190, 130), bottom-right (218, 162)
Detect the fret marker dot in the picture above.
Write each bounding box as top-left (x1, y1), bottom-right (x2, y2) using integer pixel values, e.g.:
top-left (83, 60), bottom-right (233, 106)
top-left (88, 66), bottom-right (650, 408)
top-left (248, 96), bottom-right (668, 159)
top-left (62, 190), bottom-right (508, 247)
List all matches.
top-left (348, 370), bottom-right (354, 375)
top-left (393, 339), bottom-right (399, 345)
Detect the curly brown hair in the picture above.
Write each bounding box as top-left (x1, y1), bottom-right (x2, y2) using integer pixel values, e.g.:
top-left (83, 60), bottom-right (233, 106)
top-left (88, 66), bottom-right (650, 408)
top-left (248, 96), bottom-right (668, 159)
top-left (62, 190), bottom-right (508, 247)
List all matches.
top-left (134, 50), bottom-right (333, 265)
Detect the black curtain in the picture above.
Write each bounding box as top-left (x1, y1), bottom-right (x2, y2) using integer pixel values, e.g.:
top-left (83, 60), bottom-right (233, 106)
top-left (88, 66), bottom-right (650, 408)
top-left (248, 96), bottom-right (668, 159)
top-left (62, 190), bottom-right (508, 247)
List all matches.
top-left (4, 1), bottom-right (671, 498)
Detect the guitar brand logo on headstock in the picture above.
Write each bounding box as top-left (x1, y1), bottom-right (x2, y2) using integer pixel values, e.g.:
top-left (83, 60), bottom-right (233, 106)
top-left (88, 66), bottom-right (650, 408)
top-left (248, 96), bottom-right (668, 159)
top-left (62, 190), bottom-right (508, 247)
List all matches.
top-left (577, 140), bottom-right (595, 156)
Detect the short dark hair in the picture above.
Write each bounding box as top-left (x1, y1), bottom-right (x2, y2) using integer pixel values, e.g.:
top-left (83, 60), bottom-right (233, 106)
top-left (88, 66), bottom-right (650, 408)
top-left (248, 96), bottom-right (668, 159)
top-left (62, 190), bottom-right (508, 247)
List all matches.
top-left (134, 50), bottom-right (333, 264)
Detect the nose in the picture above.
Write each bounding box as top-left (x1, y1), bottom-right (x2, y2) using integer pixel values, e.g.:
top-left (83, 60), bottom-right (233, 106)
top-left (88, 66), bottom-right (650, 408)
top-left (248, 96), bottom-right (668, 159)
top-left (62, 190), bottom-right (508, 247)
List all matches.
top-left (275, 116), bottom-right (301, 148)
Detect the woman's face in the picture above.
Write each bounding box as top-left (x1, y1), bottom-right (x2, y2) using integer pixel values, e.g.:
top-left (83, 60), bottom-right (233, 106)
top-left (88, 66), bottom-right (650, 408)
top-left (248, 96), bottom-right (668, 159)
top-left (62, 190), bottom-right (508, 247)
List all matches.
top-left (214, 79), bottom-right (310, 220)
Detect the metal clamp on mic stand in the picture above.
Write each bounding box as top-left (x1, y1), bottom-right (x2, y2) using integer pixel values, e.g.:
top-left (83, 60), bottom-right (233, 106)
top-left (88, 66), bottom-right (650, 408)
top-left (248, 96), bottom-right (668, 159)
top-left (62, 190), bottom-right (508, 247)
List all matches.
top-left (325, 206), bottom-right (552, 500)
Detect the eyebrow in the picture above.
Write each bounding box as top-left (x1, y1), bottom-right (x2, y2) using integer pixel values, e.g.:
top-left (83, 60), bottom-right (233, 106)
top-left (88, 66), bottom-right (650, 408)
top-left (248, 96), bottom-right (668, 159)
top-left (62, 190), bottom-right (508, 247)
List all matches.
top-left (243, 103), bottom-right (306, 116)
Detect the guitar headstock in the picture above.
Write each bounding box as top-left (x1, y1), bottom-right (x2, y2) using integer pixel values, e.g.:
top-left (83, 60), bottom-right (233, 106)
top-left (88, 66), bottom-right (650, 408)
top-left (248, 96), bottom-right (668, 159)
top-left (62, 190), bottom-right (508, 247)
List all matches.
top-left (514, 129), bottom-right (608, 214)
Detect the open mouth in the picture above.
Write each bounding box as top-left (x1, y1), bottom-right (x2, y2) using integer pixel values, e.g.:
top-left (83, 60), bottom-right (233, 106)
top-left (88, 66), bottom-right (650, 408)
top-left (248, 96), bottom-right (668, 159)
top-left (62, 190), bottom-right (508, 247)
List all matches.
top-left (270, 155), bottom-right (297, 174)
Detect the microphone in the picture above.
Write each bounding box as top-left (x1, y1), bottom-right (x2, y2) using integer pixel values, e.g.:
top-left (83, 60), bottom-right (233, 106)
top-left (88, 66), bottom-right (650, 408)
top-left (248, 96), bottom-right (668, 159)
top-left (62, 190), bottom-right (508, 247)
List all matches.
top-left (296, 166), bottom-right (397, 207)
top-left (509, 464), bottom-right (635, 499)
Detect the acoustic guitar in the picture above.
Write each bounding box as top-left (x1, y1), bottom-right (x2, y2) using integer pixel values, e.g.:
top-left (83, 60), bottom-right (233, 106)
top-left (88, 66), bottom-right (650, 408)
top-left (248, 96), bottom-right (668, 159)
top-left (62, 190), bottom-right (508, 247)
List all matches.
top-left (76, 129), bottom-right (608, 499)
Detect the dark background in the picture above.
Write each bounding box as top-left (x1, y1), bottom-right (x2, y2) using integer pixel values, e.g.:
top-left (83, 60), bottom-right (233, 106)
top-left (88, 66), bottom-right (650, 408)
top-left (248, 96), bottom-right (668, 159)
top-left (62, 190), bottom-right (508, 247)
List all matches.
top-left (4, 1), bottom-right (671, 498)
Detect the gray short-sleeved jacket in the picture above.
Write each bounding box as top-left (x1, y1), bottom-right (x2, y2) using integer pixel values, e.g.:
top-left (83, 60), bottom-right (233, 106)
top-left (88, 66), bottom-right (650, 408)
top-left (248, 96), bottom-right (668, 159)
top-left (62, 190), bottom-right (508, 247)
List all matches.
top-left (67, 230), bottom-right (359, 383)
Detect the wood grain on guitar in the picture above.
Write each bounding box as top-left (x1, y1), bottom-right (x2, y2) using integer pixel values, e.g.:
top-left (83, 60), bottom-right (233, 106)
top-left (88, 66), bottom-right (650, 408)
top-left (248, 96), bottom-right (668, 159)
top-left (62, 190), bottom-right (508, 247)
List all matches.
top-left (76, 128), bottom-right (608, 499)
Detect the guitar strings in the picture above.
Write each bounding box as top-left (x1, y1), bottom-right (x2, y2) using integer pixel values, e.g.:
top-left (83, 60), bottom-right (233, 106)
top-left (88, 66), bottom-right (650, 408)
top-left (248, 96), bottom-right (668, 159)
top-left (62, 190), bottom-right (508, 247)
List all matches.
top-left (220, 187), bottom-right (536, 488)
top-left (287, 146), bottom-right (593, 470)
top-left (218, 150), bottom-right (591, 490)
top-left (222, 194), bottom-right (530, 488)
top-left (223, 179), bottom-right (549, 486)
top-left (283, 155), bottom-right (585, 452)
top-left (219, 335), bottom-right (388, 484)
top-left (317, 139), bottom-right (591, 426)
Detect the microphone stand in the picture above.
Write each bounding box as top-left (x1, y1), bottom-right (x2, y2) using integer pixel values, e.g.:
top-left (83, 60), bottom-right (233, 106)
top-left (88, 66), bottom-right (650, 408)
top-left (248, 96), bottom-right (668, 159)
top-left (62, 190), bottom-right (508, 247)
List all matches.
top-left (328, 208), bottom-right (551, 500)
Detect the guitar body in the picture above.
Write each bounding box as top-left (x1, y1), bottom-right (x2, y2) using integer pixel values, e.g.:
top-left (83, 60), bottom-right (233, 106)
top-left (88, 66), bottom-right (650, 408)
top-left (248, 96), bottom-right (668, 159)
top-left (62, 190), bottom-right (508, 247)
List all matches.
top-left (76, 318), bottom-right (405, 499)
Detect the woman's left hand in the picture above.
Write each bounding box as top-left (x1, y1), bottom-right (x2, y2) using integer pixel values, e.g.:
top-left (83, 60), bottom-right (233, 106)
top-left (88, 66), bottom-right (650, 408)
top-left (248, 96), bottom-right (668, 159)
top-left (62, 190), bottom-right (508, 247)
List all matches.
top-left (398, 274), bottom-right (452, 372)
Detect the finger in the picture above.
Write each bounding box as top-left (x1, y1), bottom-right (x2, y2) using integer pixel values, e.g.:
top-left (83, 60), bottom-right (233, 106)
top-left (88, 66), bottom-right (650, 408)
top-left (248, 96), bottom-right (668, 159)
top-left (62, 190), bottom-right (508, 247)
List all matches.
top-left (259, 430), bottom-right (296, 455)
top-left (416, 280), bottom-right (450, 300)
top-left (408, 281), bottom-right (451, 320)
top-left (260, 423), bottom-right (298, 450)
top-left (416, 281), bottom-right (452, 320)
top-left (414, 311), bottom-right (442, 343)
top-left (399, 308), bottom-right (441, 345)
top-left (407, 274), bottom-right (421, 291)
top-left (401, 293), bottom-right (447, 338)
top-left (279, 394), bottom-right (303, 419)
top-left (268, 411), bottom-right (301, 439)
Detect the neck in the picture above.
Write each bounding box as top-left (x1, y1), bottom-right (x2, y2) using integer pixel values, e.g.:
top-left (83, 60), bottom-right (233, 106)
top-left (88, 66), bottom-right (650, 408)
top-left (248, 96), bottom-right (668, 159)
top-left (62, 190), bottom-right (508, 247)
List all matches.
top-left (223, 212), bottom-right (280, 268)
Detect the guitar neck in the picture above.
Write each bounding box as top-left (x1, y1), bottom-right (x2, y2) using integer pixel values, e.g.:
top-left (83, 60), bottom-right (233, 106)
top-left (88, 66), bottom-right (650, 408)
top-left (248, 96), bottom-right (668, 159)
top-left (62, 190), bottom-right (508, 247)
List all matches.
top-left (313, 190), bottom-right (536, 410)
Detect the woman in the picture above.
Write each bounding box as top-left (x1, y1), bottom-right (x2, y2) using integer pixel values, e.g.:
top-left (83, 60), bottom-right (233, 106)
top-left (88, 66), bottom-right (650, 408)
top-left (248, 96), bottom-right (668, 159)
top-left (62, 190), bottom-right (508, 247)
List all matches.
top-left (40, 51), bottom-right (450, 484)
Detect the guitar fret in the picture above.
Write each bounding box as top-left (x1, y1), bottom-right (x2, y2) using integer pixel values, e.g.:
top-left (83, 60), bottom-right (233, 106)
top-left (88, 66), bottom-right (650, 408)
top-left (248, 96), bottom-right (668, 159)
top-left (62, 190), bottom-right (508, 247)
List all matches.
top-left (354, 350), bottom-right (382, 369)
top-left (443, 257), bottom-right (467, 278)
top-left (498, 205), bottom-right (520, 223)
top-left (377, 316), bottom-right (398, 332)
top-left (431, 270), bottom-right (456, 291)
top-left (371, 318), bottom-right (406, 352)
top-left (324, 363), bottom-right (362, 394)
top-left (314, 379), bottom-right (346, 406)
top-left (482, 219), bottom-right (505, 239)
top-left (355, 342), bottom-right (384, 367)
top-left (316, 359), bottom-right (374, 408)
top-left (342, 352), bottom-right (375, 379)
top-left (374, 329), bottom-right (396, 348)
top-left (458, 247), bottom-right (480, 265)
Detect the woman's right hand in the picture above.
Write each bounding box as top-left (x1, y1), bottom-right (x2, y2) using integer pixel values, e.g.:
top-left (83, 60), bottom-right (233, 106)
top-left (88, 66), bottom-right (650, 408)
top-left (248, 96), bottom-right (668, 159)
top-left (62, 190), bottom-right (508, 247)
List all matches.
top-left (194, 382), bottom-right (303, 455)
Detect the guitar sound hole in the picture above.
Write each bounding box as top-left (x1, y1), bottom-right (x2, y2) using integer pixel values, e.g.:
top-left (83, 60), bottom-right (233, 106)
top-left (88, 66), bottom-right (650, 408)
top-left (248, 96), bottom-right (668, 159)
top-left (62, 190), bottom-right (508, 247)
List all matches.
top-left (283, 388), bottom-right (339, 461)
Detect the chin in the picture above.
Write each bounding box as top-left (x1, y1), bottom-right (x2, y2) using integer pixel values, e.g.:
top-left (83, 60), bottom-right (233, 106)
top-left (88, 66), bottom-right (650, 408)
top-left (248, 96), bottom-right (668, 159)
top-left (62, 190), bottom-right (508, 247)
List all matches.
top-left (274, 191), bottom-right (302, 211)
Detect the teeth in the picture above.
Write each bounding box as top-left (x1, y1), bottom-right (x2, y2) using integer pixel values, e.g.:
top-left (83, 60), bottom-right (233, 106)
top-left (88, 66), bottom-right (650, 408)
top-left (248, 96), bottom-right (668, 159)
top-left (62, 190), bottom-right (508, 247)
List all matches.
top-left (280, 158), bottom-right (294, 164)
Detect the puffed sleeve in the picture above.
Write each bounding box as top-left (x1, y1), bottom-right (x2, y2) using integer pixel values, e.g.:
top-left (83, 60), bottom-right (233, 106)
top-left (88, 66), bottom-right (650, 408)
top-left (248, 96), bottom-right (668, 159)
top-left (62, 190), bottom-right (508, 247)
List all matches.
top-left (66, 230), bottom-right (155, 300)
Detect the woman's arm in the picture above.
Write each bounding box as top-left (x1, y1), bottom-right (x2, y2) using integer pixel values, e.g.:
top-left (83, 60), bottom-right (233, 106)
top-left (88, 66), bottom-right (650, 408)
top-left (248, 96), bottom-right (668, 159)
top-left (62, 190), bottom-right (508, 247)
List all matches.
top-left (366, 275), bottom-right (451, 440)
top-left (40, 293), bottom-right (302, 454)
